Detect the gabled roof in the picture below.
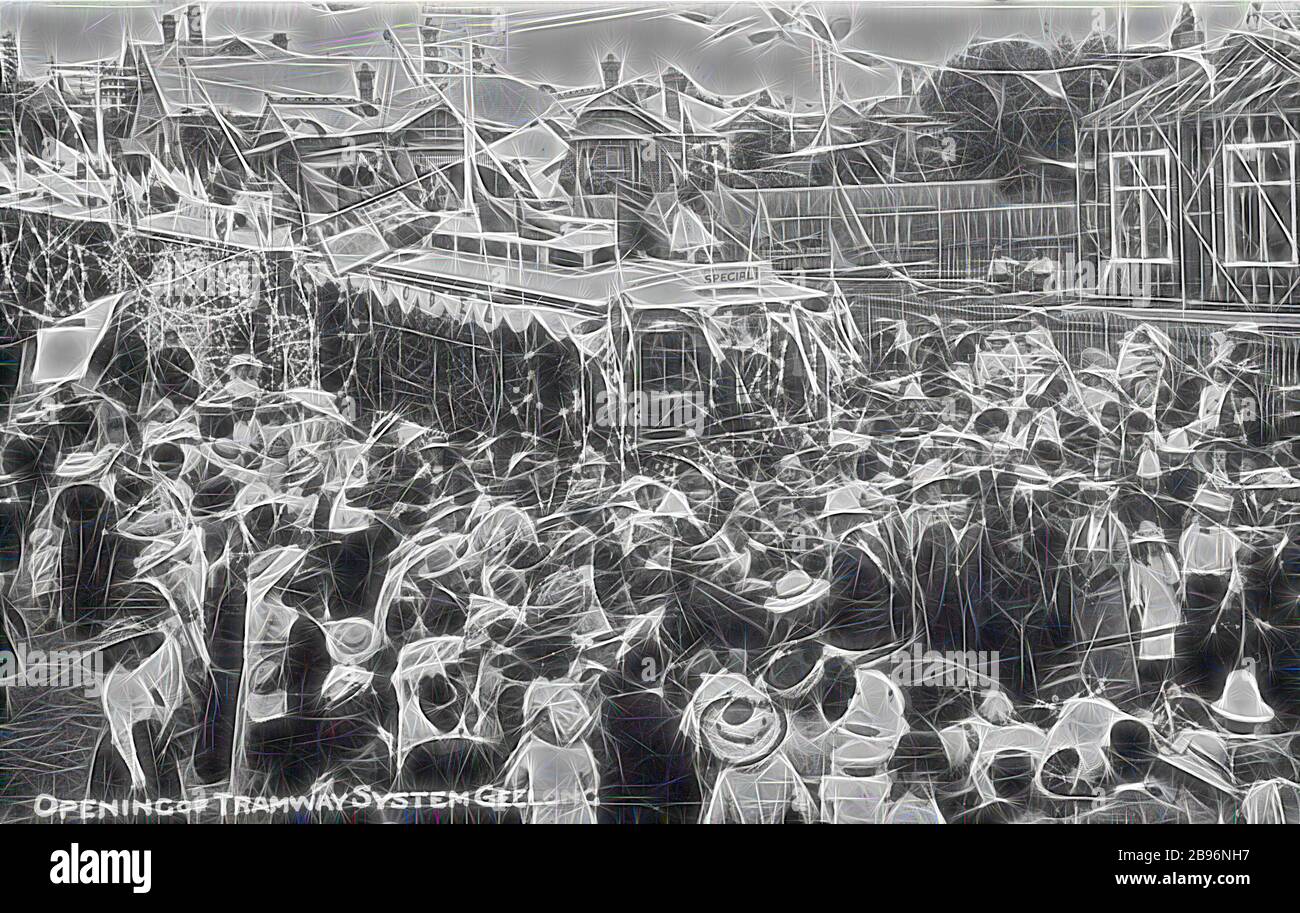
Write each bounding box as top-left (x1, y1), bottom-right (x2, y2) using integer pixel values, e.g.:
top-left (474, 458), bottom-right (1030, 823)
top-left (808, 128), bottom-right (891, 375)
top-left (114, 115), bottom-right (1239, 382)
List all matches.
top-left (209, 37), bottom-right (260, 57)
top-left (569, 82), bottom-right (730, 140)
top-left (138, 34), bottom-right (307, 64)
top-left (258, 98), bottom-right (376, 142)
top-left (570, 90), bottom-right (675, 140)
top-left (132, 39), bottom-right (398, 116)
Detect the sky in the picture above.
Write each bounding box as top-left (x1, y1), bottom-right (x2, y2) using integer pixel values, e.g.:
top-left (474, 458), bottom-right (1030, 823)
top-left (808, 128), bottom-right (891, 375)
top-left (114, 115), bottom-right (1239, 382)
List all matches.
top-left (0, 1), bottom-right (1261, 99)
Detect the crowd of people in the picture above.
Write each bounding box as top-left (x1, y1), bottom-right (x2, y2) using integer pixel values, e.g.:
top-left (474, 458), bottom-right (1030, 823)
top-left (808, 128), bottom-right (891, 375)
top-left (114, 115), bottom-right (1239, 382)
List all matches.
top-left (2, 311), bottom-right (1300, 824)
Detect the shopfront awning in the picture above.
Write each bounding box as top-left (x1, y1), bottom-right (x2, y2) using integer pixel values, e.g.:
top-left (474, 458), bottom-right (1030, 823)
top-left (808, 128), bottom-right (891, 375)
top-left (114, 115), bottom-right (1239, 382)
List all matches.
top-left (335, 271), bottom-right (608, 357)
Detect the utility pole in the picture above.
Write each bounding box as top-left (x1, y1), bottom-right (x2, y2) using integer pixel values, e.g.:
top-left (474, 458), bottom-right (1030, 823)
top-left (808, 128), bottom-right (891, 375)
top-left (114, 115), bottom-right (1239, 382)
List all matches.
top-left (461, 31), bottom-right (475, 214)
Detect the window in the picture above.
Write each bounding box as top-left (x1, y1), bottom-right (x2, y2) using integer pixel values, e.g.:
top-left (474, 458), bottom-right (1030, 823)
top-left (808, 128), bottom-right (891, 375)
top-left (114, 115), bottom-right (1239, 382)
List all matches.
top-left (639, 329), bottom-right (704, 394)
top-left (587, 144), bottom-right (633, 185)
top-left (1110, 150), bottom-right (1172, 262)
top-left (601, 146), bottom-right (628, 176)
top-left (1225, 141), bottom-right (1297, 266)
top-left (548, 248), bottom-right (584, 268)
top-left (731, 314), bottom-right (773, 408)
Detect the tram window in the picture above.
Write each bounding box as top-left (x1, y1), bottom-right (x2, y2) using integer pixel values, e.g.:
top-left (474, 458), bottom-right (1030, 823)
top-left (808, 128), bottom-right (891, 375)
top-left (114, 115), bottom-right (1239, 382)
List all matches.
top-left (483, 239), bottom-right (509, 257)
top-left (640, 330), bottom-right (703, 394)
top-left (549, 249), bottom-right (584, 268)
top-left (781, 335), bottom-right (823, 412)
top-left (591, 246), bottom-right (616, 265)
top-left (455, 236), bottom-right (482, 254)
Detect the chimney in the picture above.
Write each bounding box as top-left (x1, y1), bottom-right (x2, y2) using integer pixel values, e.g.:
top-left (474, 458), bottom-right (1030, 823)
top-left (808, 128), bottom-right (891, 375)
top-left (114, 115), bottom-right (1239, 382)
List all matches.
top-left (356, 62), bottom-right (375, 104)
top-left (161, 14), bottom-right (177, 45)
top-left (600, 52), bottom-right (621, 90)
top-left (1170, 2), bottom-right (1203, 50)
top-left (186, 4), bottom-right (202, 44)
top-left (663, 67), bottom-right (687, 124)
top-left (270, 32), bottom-right (289, 51)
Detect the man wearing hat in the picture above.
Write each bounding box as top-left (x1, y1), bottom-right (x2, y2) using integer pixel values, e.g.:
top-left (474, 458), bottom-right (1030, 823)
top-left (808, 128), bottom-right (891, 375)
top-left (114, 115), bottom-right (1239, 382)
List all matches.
top-left (42, 451), bottom-right (127, 629)
top-left (221, 353), bottom-right (265, 401)
top-left (986, 245), bottom-right (1018, 290)
top-left (1022, 247), bottom-right (1058, 292)
top-left (1128, 520), bottom-right (1181, 693)
top-left (213, 353), bottom-right (268, 449)
top-left (150, 329), bottom-right (200, 410)
top-left (684, 672), bottom-right (816, 823)
top-left (1066, 481), bottom-right (1139, 699)
top-left (1178, 485), bottom-right (1242, 698)
top-left (504, 679), bottom-right (601, 824)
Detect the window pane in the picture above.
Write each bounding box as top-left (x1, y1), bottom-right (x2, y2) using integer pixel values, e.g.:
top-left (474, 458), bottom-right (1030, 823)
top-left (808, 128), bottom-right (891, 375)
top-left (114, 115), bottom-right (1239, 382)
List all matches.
top-left (1143, 190), bottom-right (1167, 258)
top-left (1230, 149), bottom-right (1259, 186)
top-left (641, 331), bottom-right (700, 393)
top-left (549, 249), bottom-right (583, 268)
top-left (1139, 155), bottom-right (1166, 189)
top-left (1263, 146), bottom-right (1291, 183)
top-left (1232, 186), bottom-right (1262, 261)
top-left (1114, 189), bottom-right (1141, 259)
top-left (1263, 185), bottom-right (1294, 262)
top-left (1114, 156), bottom-right (1136, 189)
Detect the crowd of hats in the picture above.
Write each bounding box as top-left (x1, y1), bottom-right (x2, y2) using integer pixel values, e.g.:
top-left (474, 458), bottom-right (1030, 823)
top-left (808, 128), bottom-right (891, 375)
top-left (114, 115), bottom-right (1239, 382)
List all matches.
top-left (2, 313), bottom-right (1300, 823)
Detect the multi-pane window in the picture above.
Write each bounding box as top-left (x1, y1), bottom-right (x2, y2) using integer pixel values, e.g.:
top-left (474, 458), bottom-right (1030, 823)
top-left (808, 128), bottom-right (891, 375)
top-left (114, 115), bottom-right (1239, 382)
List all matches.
top-left (602, 146), bottom-right (626, 172)
top-left (1110, 150), bottom-right (1172, 262)
top-left (1225, 141), bottom-right (1297, 265)
top-left (596, 145), bottom-right (631, 181)
top-left (639, 328), bottom-right (703, 394)
top-left (583, 144), bottom-right (634, 192)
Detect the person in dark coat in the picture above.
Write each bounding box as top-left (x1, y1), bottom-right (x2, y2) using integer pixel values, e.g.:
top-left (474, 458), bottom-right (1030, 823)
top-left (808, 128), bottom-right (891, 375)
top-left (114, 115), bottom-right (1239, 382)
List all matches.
top-left (150, 329), bottom-right (199, 408)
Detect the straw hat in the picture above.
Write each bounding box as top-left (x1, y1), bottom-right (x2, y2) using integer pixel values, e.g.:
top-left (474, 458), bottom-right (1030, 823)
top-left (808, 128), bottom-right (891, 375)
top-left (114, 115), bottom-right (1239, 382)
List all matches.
top-left (1211, 658), bottom-right (1275, 733)
top-left (54, 442), bottom-right (124, 482)
top-left (1158, 729), bottom-right (1236, 795)
top-left (819, 481), bottom-right (888, 519)
top-left (761, 641), bottom-right (825, 701)
top-left (682, 673), bottom-right (786, 765)
top-left (227, 353), bottom-right (266, 372)
top-left (1080, 348), bottom-right (1117, 371)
